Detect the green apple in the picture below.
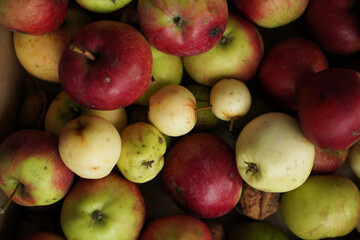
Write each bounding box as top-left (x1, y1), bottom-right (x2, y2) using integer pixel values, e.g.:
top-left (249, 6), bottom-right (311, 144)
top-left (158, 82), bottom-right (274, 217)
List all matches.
top-left (58, 115), bottom-right (121, 179)
top-left (182, 13), bottom-right (264, 86)
top-left (45, 91), bottom-right (128, 137)
top-left (75, 0), bottom-right (132, 13)
top-left (229, 221), bottom-right (288, 240)
top-left (236, 112), bottom-right (315, 192)
top-left (117, 122), bottom-right (166, 183)
top-left (280, 174), bottom-right (360, 239)
top-left (60, 173), bottom-right (145, 240)
top-left (135, 45), bottom-right (183, 106)
top-left (348, 141), bottom-right (360, 179)
top-left (13, 8), bottom-right (91, 83)
top-left (0, 129), bottom-right (74, 209)
top-left (186, 83), bottom-right (221, 131)
top-left (148, 84), bottom-right (197, 137)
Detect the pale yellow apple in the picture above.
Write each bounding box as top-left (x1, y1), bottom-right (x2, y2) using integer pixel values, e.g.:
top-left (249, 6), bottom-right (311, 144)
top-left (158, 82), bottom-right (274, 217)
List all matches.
top-left (13, 8), bottom-right (91, 83)
top-left (58, 115), bottom-right (122, 179)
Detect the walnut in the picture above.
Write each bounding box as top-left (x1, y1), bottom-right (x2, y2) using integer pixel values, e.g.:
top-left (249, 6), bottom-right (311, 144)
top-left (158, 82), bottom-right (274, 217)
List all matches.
top-left (203, 220), bottom-right (225, 240)
top-left (237, 182), bottom-right (281, 220)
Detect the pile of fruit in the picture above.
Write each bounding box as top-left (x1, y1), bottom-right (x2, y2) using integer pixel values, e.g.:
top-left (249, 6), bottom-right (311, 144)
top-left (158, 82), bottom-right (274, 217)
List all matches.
top-left (0, 0), bottom-right (360, 239)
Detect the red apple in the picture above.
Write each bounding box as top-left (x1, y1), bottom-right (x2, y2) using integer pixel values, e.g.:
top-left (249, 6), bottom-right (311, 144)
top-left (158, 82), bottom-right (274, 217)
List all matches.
top-left (305, 0), bottom-right (360, 55)
top-left (59, 20), bottom-right (153, 110)
top-left (163, 132), bottom-right (242, 219)
top-left (0, 0), bottom-right (68, 35)
top-left (258, 37), bottom-right (329, 110)
top-left (311, 146), bottom-right (349, 174)
top-left (139, 214), bottom-right (213, 240)
top-left (297, 68), bottom-right (360, 151)
top-left (137, 0), bottom-right (228, 56)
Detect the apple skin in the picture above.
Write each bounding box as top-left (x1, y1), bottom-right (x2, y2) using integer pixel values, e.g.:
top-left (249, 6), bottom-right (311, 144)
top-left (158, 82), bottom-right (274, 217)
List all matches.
top-left (163, 132), bottom-right (243, 219)
top-left (13, 7), bottom-right (91, 83)
top-left (0, 129), bottom-right (74, 207)
top-left (183, 13), bottom-right (263, 86)
top-left (258, 37), bottom-right (329, 110)
top-left (305, 0), bottom-right (360, 55)
top-left (280, 174), bottom-right (360, 239)
top-left (232, 0), bottom-right (309, 28)
top-left (76, 0), bottom-right (132, 13)
top-left (139, 214), bottom-right (213, 240)
top-left (137, 0), bottom-right (228, 56)
top-left (311, 146), bottom-right (349, 174)
top-left (0, 0), bottom-right (68, 35)
top-left (18, 231), bottom-right (65, 240)
top-left (297, 68), bottom-right (360, 151)
top-left (59, 20), bottom-right (153, 110)
top-left (60, 173), bottom-right (145, 240)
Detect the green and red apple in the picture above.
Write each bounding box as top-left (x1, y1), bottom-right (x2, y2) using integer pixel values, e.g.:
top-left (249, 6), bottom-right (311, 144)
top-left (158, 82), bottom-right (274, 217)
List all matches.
top-left (229, 221), bottom-right (288, 240)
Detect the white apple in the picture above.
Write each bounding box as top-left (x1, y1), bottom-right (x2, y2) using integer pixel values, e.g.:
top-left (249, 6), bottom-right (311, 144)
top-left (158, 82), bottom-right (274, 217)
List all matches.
top-left (45, 91), bottom-right (127, 136)
top-left (148, 84), bottom-right (197, 137)
top-left (236, 112), bottom-right (315, 192)
top-left (58, 115), bottom-right (121, 179)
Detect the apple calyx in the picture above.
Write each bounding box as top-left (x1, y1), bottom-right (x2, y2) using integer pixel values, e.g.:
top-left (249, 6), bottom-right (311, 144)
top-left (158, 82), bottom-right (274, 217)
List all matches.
top-left (92, 209), bottom-right (104, 221)
top-left (173, 16), bottom-right (185, 27)
top-left (142, 160), bottom-right (155, 168)
top-left (70, 44), bottom-right (96, 61)
top-left (245, 162), bottom-right (258, 174)
top-left (0, 182), bottom-right (22, 214)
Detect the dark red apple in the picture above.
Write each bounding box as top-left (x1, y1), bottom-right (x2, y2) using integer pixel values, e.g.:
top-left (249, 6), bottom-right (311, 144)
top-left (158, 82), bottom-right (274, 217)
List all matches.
top-left (163, 132), bottom-right (242, 219)
top-left (0, 0), bottom-right (68, 35)
top-left (297, 68), bottom-right (360, 151)
top-left (305, 0), bottom-right (360, 55)
top-left (259, 37), bottom-right (329, 110)
top-left (137, 0), bottom-right (228, 56)
top-left (311, 146), bottom-right (349, 174)
top-left (59, 20), bottom-right (153, 110)
top-left (139, 214), bottom-right (213, 240)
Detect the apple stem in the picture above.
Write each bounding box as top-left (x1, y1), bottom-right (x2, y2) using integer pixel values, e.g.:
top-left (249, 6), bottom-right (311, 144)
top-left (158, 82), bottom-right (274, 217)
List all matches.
top-left (195, 106), bottom-right (212, 112)
top-left (70, 44), bottom-right (96, 61)
top-left (0, 182), bottom-right (21, 214)
top-left (229, 118), bottom-right (234, 132)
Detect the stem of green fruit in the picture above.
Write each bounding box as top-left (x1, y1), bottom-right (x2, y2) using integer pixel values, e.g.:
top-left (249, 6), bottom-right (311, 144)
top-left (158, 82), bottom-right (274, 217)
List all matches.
top-left (0, 182), bottom-right (21, 214)
top-left (70, 44), bottom-right (96, 61)
top-left (229, 118), bottom-right (234, 132)
top-left (195, 106), bottom-right (212, 111)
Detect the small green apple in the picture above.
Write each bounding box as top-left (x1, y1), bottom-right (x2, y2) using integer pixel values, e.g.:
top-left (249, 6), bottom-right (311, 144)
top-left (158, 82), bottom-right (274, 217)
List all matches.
top-left (75, 0), bottom-right (132, 13)
top-left (229, 221), bottom-right (288, 240)
top-left (280, 174), bottom-right (360, 239)
top-left (348, 141), bottom-right (360, 179)
top-left (135, 45), bottom-right (183, 106)
top-left (60, 173), bottom-right (145, 240)
top-left (58, 115), bottom-right (121, 179)
top-left (117, 122), bottom-right (166, 183)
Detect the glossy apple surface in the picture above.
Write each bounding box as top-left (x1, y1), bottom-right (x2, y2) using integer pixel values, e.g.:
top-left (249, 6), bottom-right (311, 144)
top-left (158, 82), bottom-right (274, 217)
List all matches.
top-left (163, 132), bottom-right (242, 218)
top-left (59, 20), bottom-right (152, 110)
top-left (60, 173), bottom-right (145, 240)
top-left (138, 0), bottom-right (228, 56)
top-left (0, 129), bottom-right (74, 207)
top-left (305, 0), bottom-right (360, 55)
top-left (281, 174), bottom-right (360, 239)
top-left (183, 13), bottom-right (263, 86)
top-left (297, 68), bottom-right (360, 151)
top-left (258, 37), bottom-right (329, 110)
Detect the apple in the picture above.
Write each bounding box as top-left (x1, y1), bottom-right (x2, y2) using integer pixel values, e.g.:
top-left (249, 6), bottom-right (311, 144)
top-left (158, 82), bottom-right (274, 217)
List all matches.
top-left (137, 0), bottom-right (228, 56)
top-left (231, 0), bottom-right (309, 28)
top-left (116, 122), bottom-right (166, 183)
top-left (280, 174), bottom-right (360, 239)
top-left (0, 0), bottom-right (68, 35)
top-left (348, 141), bottom-right (360, 179)
top-left (258, 37), bottom-right (329, 110)
top-left (45, 91), bottom-right (128, 136)
top-left (60, 173), bottom-right (145, 240)
top-left (58, 115), bottom-right (121, 179)
top-left (311, 146), bottom-right (349, 174)
top-left (148, 84), bottom-right (197, 137)
top-left (236, 112), bottom-right (315, 193)
top-left (0, 129), bottom-right (74, 209)
top-left (305, 0), bottom-right (360, 55)
top-left (139, 214), bottom-right (213, 240)
top-left (297, 68), bottom-right (360, 151)
top-left (182, 13), bottom-right (263, 86)
top-left (75, 0), bottom-right (132, 13)
top-left (18, 231), bottom-right (65, 240)
top-left (13, 7), bottom-right (91, 83)
top-left (135, 45), bottom-right (183, 106)
top-left (163, 132), bottom-right (243, 218)
top-left (59, 20), bottom-right (153, 110)
top-left (228, 221), bottom-right (288, 240)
